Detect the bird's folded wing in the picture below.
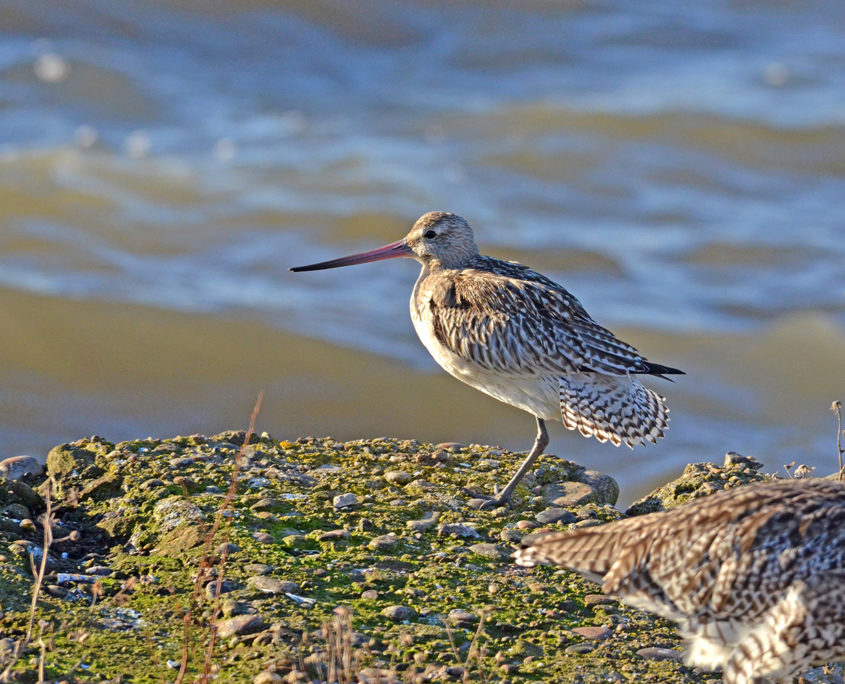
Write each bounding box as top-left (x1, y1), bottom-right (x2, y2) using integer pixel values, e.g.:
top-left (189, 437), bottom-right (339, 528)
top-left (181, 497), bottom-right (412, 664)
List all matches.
top-left (426, 269), bottom-right (649, 376)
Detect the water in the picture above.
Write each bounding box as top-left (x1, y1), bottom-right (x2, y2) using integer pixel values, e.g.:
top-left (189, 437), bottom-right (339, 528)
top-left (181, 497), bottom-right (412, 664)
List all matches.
top-left (1, 1), bottom-right (844, 504)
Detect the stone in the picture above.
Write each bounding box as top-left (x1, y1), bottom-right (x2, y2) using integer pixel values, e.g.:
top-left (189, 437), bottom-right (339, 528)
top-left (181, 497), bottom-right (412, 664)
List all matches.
top-left (244, 563), bottom-right (273, 575)
top-left (437, 522), bottom-right (481, 539)
top-left (636, 647), bottom-right (682, 661)
top-left (318, 529), bottom-right (349, 542)
top-left (447, 609), bottom-right (477, 625)
top-left (247, 576), bottom-right (299, 594)
top-left (253, 671), bottom-right (283, 684)
top-left (252, 532), bottom-right (275, 544)
top-left (468, 543), bottom-right (506, 560)
top-left (368, 533), bottom-right (399, 551)
top-left (0, 478), bottom-right (43, 512)
top-left (2, 503), bottom-right (30, 520)
top-left (205, 579), bottom-right (238, 600)
top-left (571, 625), bottom-right (612, 640)
top-left (216, 615), bottom-right (265, 639)
top-left (152, 497), bottom-right (204, 533)
top-left (535, 508), bottom-right (577, 525)
top-left (222, 599), bottom-right (251, 618)
top-left (46, 444), bottom-right (95, 478)
top-left (543, 481), bottom-right (600, 507)
top-left (579, 470), bottom-right (620, 506)
top-left (565, 643), bottom-right (595, 654)
top-left (384, 470), bottom-right (412, 485)
top-left (250, 498), bottom-right (283, 512)
top-left (0, 456), bottom-right (43, 481)
top-left (381, 605), bottom-right (416, 621)
top-left (332, 493), bottom-right (358, 509)
top-left (584, 594), bottom-right (616, 607)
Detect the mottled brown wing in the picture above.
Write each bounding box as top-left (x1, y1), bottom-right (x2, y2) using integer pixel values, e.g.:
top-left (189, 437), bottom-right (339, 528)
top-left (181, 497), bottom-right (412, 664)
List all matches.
top-left (426, 267), bottom-right (650, 376)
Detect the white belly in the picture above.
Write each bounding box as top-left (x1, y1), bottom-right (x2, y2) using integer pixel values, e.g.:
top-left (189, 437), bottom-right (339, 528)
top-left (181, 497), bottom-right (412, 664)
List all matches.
top-left (410, 291), bottom-right (560, 421)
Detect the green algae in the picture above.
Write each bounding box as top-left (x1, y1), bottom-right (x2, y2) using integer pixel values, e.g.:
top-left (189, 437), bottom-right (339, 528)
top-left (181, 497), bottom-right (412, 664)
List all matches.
top-left (0, 434), bottom-right (725, 683)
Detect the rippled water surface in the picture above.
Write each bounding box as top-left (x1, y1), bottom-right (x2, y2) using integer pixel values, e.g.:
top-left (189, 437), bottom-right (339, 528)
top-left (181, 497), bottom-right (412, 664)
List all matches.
top-left (2, 1), bottom-right (844, 502)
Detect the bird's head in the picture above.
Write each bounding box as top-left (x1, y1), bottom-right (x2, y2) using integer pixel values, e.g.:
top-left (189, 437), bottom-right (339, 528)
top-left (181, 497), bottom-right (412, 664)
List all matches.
top-left (404, 212), bottom-right (480, 269)
top-left (289, 211), bottom-right (479, 273)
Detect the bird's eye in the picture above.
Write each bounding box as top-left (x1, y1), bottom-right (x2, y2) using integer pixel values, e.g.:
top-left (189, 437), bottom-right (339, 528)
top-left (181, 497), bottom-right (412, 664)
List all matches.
top-left (424, 230), bottom-right (437, 239)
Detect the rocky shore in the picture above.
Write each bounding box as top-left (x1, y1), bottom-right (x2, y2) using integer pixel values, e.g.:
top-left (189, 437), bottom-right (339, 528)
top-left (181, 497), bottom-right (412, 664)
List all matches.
top-left (0, 433), bottom-right (773, 682)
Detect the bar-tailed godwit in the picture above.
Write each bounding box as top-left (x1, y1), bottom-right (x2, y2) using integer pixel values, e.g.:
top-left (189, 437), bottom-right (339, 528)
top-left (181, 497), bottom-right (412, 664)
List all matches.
top-left (515, 479), bottom-right (845, 683)
top-left (291, 211), bottom-right (683, 507)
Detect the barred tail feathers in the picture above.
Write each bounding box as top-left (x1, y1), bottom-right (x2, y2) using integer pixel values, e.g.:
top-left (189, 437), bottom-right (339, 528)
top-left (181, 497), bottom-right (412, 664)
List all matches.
top-left (514, 525), bottom-right (631, 585)
top-left (559, 373), bottom-right (670, 447)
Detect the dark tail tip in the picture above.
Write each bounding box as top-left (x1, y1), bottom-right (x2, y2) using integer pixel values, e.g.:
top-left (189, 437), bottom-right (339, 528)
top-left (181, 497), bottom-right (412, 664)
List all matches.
top-left (643, 362), bottom-right (685, 381)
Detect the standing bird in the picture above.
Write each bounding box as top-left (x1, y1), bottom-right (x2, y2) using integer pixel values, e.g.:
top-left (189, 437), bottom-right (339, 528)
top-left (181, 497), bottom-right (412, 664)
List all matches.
top-left (291, 211), bottom-right (683, 507)
top-left (515, 479), bottom-right (845, 684)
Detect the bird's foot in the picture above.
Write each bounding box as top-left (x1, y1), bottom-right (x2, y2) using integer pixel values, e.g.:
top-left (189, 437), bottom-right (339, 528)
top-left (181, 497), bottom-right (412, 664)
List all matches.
top-left (464, 488), bottom-right (512, 510)
top-left (477, 496), bottom-right (510, 510)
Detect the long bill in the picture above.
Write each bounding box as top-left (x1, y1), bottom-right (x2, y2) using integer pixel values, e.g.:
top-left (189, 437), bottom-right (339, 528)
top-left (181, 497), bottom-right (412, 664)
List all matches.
top-left (290, 239), bottom-right (412, 272)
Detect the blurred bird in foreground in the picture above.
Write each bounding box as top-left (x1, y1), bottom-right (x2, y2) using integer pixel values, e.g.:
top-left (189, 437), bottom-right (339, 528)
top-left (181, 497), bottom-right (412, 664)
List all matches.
top-left (291, 211), bottom-right (683, 507)
top-left (515, 479), bottom-right (845, 684)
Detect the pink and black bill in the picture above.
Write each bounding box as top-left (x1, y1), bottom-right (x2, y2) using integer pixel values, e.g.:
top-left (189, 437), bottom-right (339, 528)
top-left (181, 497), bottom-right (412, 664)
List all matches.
top-left (290, 240), bottom-right (412, 272)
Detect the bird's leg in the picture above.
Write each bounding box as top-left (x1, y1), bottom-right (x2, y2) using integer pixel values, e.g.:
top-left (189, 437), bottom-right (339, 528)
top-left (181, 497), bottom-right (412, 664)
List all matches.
top-left (480, 417), bottom-right (548, 509)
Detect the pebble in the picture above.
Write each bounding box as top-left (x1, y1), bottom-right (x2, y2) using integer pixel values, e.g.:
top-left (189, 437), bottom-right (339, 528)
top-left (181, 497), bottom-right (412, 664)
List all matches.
top-left (169, 457), bottom-right (194, 468)
top-left (447, 609), bottom-right (478, 625)
top-left (360, 589), bottom-right (378, 600)
top-left (332, 493), bottom-right (358, 509)
top-left (636, 647), bottom-right (682, 661)
top-left (467, 498), bottom-right (492, 510)
top-left (252, 532), bottom-right (275, 544)
top-left (0, 455), bottom-right (43, 481)
top-left (565, 643), bottom-right (595, 654)
top-left (437, 522), bottom-right (481, 539)
top-left (381, 605), bottom-right (416, 622)
top-left (535, 508), bottom-right (577, 525)
top-left (499, 528), bottom-right (522, 543)
top-left (152, 497), bottom-right (204, 532)
top-left (543, 481), bottom-right (598, 507)
top-left (435, 442), bottom-right (465, 451)
top-left (318, 529), bottom-right (349, 542)
top-left (571, 625), bottom-right (612, 640)
top-left (583, 594), bottom-right (615, 607)
top-left (3, 503), bottom-right (30, 520)
top-left (247, 576), bottom-right (299, 594)
top-left (216, 614), bottom-right (265, 638)
top-left (250, 498), bottom-right (282, 512)
top-left (205, 579), bottom-right (238, 599)
top-left (573, 519), bottom-right (604, 529)
top-left (253, 671), bottom-right (283, 684)
top-left (221, 599), bottom-right (251, 618)
top-left (516, 520), bottom-right (537, 530)
top-left (468, 543), bottom-right (506, 560)
top-left (19, 518), bottom-right (37, 533)
top-left (217, 542), bottom-right (240, 555)
top-left (368, 533), bottom-right (399, 551)
top-left (244, 563), bottom-right (272, 575)
top-left (406, 511), bottom-right (439, 532)
top-left (384, 470), bottom-right (412, 485)
top-left (580, 470), bottom-right (620, 505)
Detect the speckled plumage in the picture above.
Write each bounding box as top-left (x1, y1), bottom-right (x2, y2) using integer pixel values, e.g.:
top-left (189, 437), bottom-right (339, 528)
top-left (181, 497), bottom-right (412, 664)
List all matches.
top-left (292, 211), bottom-right (683, 505)
top-left (515, 479), bottom-right (845, 683)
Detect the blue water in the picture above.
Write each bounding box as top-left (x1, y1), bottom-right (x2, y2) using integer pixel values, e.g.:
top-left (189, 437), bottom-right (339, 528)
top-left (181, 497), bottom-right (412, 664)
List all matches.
top-left (1, 0), bottom-right (843, 494)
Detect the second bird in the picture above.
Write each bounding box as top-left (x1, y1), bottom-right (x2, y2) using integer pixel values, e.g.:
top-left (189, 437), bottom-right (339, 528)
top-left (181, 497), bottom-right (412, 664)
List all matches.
top-left (291, 212), bottom-right (683, 507)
